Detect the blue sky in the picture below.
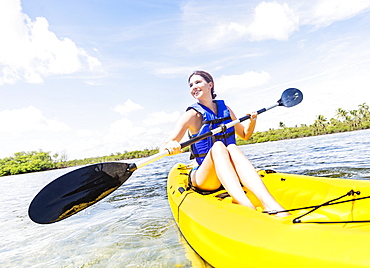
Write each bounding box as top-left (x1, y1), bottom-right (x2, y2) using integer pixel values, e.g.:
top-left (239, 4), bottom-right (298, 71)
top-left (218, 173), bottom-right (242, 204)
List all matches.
top-left (1, 0), bottom-right (370, 160)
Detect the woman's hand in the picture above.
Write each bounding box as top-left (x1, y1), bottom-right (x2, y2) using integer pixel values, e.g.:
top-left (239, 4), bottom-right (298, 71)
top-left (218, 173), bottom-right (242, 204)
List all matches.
top-left (248, 111), bottom-right (258, 121)
top-left (160, 140), bottom-right (182, 155)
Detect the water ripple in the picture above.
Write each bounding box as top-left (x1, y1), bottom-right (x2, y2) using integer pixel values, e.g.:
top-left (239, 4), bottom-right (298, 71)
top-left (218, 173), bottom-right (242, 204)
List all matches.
top-left (1, 130), bottom-right (370, 267)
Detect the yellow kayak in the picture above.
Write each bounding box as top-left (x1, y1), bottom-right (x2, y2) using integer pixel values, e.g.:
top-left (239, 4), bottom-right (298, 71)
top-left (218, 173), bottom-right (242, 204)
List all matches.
top-left (167, 163), bottom-right (370, 268)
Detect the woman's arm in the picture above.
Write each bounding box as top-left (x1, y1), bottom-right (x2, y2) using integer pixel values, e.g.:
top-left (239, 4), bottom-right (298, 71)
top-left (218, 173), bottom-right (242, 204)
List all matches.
top-left (159, 109), bottom-right (201, 155)
top-left (228, 106), bottom-right (257, 141)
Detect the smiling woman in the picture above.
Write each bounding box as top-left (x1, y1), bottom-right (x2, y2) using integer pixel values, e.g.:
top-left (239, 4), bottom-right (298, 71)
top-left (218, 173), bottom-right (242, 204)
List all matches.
top-left (160, 70), bottom-right (291, 214)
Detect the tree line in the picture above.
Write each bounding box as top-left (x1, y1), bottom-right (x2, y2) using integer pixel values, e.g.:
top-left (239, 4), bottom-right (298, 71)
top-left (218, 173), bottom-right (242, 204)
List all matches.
top-left (237, 102), bottom-right (370, 145)
top-left (0, 149), bottom-right (157, 177)
top-left (0, 103), bottom-right (369, 177)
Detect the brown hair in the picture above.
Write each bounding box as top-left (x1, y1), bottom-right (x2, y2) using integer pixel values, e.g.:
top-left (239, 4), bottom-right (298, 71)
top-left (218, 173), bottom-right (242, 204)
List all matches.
top-left (188, 70), bottom-right (217, 99)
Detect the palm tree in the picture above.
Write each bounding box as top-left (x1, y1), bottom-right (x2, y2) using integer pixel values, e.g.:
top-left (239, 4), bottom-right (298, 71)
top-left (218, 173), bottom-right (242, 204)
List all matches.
top-left (279, 122), bottom-right (286, 128)
top-left (336, 108), bottom-right (348, 121)
top-left (312, 115), bottom-right (327, 134)
top-left (349, 110), bottom-right (361, 128)
top-left (358, 103), bottom-right (370, 120)
top-left (329, 118), bottom-right (339, 126)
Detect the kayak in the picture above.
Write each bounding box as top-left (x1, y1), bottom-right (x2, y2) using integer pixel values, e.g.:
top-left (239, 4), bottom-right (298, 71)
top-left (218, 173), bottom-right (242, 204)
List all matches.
top-left (167, 163), bottom-right (370, 268)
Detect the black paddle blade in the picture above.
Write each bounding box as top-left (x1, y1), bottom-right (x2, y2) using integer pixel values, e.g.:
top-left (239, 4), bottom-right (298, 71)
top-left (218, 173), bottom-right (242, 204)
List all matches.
top-left (28, 162), bottom-right (133, 224)
top-left (279, 88), bottom-right (303, 107)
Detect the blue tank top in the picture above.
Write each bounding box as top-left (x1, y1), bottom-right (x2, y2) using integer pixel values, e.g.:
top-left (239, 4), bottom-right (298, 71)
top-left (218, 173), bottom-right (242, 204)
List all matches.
top-left (187, 100), bottom-right (236, 165)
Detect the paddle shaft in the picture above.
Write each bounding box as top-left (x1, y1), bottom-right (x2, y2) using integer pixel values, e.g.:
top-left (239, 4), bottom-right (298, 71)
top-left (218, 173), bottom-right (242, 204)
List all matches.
top-left (131, 102), bottom-right (279, 172)
top-left (28, 88), bottom-right (302, 224)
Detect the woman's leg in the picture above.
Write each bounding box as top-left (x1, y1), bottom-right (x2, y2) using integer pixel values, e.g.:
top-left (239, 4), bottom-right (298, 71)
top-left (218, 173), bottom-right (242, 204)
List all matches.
top-left (192, 141), bottom-right (254, 208)
top-left (226, 144), bottom-right (289, 215)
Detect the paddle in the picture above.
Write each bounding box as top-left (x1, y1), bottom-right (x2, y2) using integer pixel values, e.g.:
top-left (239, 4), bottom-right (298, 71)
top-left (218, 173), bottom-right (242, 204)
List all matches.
top-left (28, 88), bottom-right (303, 224)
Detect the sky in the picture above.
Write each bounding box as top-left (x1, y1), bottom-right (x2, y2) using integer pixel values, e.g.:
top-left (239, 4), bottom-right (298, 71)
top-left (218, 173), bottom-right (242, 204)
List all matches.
top-left (1, 0), bottom-right (370, 160)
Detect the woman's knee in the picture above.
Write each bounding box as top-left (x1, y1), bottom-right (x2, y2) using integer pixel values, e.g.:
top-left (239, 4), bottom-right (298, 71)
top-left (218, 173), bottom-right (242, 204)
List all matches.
top-left (226, 143), bottom-right (238, 149)
top-left (226, 143), bottom-right (241, 153)
top-left (212, 142), bottom-right (240, 156)
top-left (210, 141), bottom-right (230, 160)
top-left (212, 141), bottom-right (227, 151)
top-left (227, 143), bottom-right (247, 159)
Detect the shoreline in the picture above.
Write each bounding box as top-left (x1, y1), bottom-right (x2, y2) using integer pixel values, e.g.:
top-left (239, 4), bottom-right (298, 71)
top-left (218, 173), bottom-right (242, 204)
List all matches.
top-left (2, 128), bottom-right (369, 178)
top-left (1, 104), bottom-right (369, 177)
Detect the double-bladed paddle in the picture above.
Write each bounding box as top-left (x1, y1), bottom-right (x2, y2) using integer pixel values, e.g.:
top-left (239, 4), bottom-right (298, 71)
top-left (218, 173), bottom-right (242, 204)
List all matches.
top-left (28, 88), bottom-right (303, 224)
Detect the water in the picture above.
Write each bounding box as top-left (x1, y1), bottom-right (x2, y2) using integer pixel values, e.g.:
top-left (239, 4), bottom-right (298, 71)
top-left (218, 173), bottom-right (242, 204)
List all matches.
top-left (1, 130), bottom-right (370, 267)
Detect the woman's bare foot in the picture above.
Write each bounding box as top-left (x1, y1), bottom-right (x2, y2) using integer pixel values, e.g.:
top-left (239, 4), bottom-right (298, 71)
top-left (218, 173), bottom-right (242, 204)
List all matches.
top-left (264, 206), bottom-right (291, 217)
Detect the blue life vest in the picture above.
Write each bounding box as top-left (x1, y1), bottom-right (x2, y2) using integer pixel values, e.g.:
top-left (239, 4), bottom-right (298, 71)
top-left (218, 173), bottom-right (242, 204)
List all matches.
top-left (187, 100), bottom-right (236, 165)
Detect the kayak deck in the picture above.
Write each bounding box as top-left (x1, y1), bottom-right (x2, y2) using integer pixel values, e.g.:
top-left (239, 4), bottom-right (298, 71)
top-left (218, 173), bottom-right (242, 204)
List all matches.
top-left (167, 163), bottom-right (370, 268)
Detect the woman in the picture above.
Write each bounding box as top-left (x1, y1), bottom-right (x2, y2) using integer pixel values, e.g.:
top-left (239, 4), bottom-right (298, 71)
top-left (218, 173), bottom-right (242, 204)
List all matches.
top-left (160, 71), bottom-right (288, 216)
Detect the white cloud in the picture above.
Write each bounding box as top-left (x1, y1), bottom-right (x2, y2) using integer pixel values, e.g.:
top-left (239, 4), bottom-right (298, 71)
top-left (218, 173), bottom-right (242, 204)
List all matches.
top-left (75, 129), bottom-right (95, 138)
top-left (0, 0), bottom-right (101, 85)
top-left (143, 111), bottom-right (181, 126)
top-left (103, 118), bottom-right (150, 151)
top-left (216, 71), bottom-right (271, 93)
top-left (0, 106), bottom-right (70, 133)
top-left (113, 99), bottom-right (144, 116)
top-left (68, 111), bottom-right (180, 157)
top-left (180, 1), bottom-right (299, 50)
top-left (179, 0), bottom-right (370, 51)
top-left (108, 118), bottom-right (144, 136)
top-left (247, 1), bottom-right (299, 41)
top-left (208, 2), bottom-right (299, 42)
top-left (304, 0), bottom-right (370, 27)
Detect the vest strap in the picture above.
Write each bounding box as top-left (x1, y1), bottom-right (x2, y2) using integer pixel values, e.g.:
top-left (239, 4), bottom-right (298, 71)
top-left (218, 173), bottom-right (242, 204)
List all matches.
top-left (202, 116), bottom-right (231, 125)
top-left (190, 130), bottom-right (235, 159)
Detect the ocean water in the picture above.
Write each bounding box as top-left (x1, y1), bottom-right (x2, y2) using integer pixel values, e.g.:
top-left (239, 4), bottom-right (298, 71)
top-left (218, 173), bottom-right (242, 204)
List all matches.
top-left (1, 129), bottom-right (369, 267)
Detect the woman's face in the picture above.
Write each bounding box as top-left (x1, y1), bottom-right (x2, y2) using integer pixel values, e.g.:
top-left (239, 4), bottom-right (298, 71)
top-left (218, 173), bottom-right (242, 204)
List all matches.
top-left (188, 75), bottom-right (213, 100)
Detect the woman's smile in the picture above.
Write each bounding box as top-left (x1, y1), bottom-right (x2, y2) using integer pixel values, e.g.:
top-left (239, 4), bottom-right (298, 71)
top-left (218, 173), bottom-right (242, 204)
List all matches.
top-left (189, 74), bottom-right (211, 99)
top-left (193, 88), bottom-right (202, 97)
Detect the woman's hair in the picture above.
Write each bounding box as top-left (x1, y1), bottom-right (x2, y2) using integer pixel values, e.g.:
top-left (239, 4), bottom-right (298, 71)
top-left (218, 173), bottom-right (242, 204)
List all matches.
top-left (188, 70), bottom-right (217, 99)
